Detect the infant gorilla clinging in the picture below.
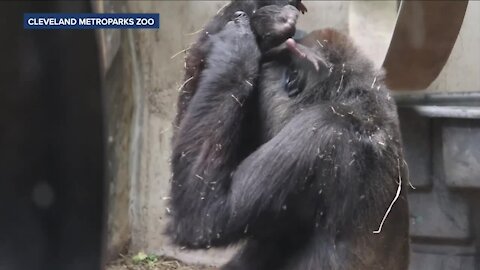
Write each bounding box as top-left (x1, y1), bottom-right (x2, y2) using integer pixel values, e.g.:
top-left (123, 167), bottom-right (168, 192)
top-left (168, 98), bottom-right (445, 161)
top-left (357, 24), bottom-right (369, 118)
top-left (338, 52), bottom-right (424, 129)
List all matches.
top-left (169, 2), bottom-right (409, 270)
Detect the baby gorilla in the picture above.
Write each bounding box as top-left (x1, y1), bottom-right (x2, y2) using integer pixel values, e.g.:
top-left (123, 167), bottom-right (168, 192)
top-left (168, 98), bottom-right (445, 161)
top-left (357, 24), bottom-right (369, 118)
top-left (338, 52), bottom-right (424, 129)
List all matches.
top-left (169, 5), bottom-right (409, 270)
top-left (175, 0), bottom-right (306, 126)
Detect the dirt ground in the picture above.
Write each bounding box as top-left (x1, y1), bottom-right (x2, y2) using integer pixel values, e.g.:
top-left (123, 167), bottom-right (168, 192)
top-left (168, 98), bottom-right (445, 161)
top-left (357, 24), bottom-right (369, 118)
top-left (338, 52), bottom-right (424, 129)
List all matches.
top-left (106, 253), bottom-right (217, 270)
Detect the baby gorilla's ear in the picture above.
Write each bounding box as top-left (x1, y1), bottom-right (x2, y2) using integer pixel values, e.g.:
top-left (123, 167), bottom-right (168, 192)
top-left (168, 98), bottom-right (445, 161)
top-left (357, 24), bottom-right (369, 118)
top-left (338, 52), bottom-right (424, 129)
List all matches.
top-left (251, 5), bottom-right (299, 51)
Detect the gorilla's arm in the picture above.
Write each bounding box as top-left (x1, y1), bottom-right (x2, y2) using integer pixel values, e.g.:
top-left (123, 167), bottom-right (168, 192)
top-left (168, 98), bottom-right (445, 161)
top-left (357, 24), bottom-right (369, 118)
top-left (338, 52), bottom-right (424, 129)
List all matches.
top-left (228, 105), bottom-right (400, 233)
top-left (170, 15), bottom-right (262, 247)
top-left (172, 99), bottom-right (400, 248)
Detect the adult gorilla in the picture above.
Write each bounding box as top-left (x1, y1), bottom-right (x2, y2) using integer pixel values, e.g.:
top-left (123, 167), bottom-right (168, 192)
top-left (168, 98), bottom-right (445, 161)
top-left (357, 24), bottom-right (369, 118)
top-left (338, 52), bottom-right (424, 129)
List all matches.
top-left (168, 2), bottom-right (409, 269)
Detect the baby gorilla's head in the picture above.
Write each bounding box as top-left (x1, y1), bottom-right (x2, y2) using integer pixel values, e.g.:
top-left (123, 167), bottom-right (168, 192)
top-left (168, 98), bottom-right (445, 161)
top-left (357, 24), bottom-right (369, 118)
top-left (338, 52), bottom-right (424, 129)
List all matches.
top-left (250, 5), bottom-right (300, 51)
top-left (224, 4), bottom-right (302, 52)
top-left (223, 5), bottom-right (300, 52)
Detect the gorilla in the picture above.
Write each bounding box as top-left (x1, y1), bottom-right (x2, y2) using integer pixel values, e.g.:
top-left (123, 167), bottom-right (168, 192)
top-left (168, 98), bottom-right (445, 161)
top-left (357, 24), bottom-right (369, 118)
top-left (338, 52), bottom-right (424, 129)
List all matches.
top-left (168, 1), bottom-right (410, 269)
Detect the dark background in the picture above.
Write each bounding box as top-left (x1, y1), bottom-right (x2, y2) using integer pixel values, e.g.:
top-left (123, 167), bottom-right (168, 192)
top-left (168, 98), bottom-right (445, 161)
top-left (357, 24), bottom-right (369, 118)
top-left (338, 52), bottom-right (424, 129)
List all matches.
top-left (0, 1), bottom-right (106, 270)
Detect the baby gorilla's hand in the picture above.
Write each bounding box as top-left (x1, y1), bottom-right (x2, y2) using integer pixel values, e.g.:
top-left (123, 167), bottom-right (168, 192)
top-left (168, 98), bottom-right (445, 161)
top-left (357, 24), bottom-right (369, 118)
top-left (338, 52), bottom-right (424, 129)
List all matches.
top-left (285, 39), bottom-right (331, 72)
top-left (251, 5), bottom-right (299, 51)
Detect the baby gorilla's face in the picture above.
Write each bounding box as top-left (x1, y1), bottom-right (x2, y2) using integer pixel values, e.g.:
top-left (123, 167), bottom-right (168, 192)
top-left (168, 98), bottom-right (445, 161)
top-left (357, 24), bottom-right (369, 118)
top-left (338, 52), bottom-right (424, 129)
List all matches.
top-left (224, 4), bottom-right (300, 52)
top-left (251, 5), bottom-right (299, 51)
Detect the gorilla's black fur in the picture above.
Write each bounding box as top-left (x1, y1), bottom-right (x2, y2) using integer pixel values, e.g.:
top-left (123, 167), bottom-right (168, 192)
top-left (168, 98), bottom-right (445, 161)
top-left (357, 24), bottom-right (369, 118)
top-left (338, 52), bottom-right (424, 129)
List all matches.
top-left (168, 2), bottom-right (409, 269)
top-left (175, 0), bottom-right (305, 126)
